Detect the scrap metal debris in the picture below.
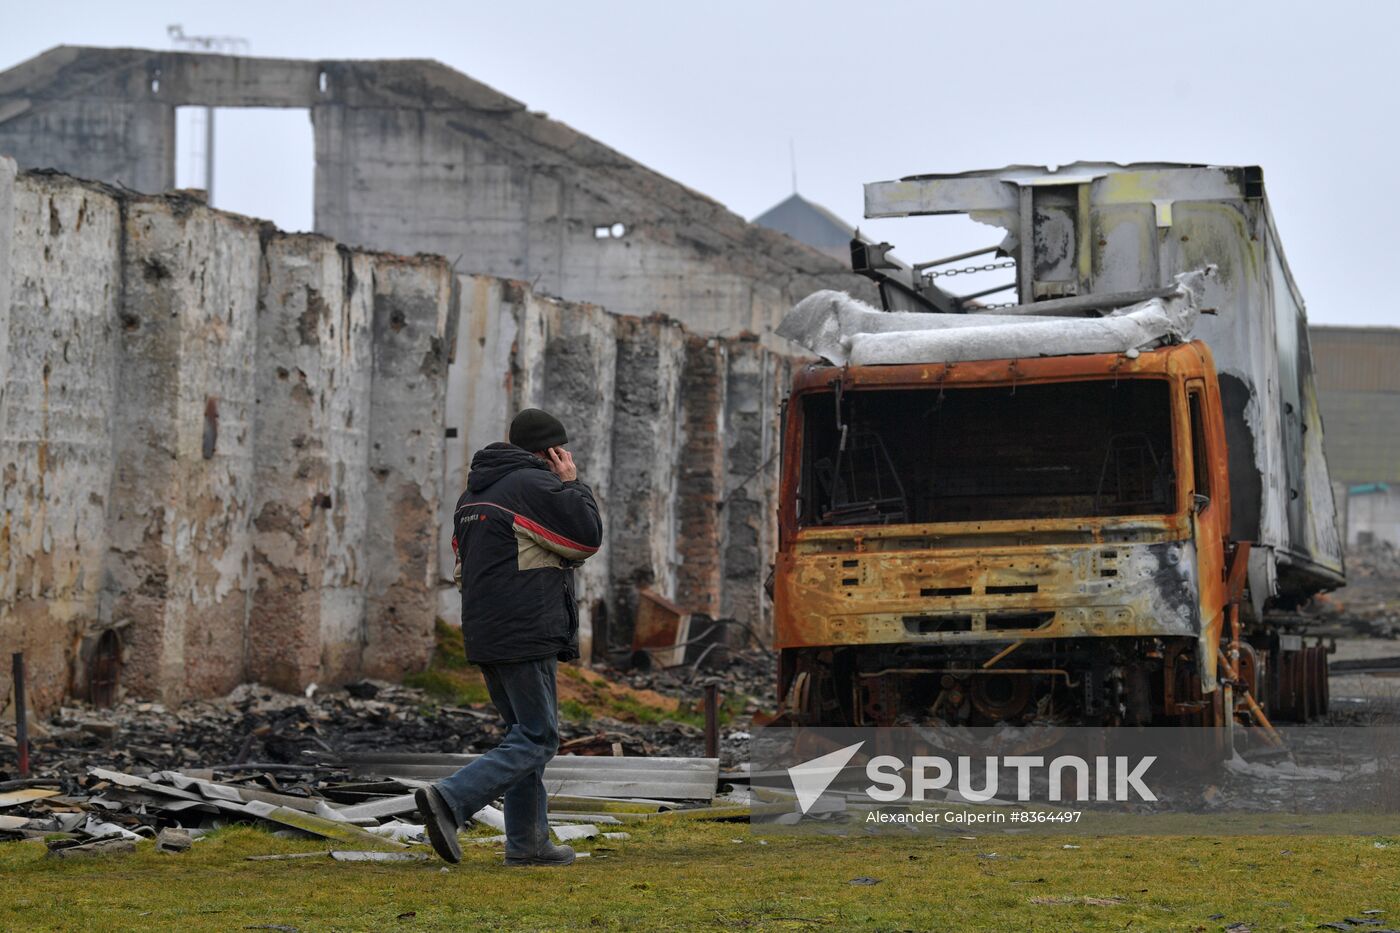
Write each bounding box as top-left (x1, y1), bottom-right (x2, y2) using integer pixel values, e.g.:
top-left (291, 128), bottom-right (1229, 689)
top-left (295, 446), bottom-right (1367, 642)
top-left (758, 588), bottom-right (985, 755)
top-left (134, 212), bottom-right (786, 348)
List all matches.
top-left (0, 681), bottom-right (745, 858)
top-left (0, 756), bottom-right (736, 857)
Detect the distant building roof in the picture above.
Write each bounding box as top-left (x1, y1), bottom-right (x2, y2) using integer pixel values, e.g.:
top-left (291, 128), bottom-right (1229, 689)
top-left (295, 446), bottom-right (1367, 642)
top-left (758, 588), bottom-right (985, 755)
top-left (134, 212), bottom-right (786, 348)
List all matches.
top-left (1311, 326), bottom-right (1400, 393)
top-left (753, 193), bottom-right (857, 265)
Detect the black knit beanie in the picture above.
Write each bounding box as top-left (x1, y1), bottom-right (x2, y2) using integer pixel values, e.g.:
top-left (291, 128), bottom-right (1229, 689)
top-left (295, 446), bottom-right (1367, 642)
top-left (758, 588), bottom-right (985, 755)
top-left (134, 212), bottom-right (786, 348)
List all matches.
top-left (509, 408), bottom-right (568, 453)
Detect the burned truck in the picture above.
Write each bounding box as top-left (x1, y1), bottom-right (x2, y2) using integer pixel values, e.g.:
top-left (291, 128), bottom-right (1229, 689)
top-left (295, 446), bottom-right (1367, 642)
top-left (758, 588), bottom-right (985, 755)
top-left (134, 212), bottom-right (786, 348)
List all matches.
top-left (772, 163), bottom-right (1343, 728)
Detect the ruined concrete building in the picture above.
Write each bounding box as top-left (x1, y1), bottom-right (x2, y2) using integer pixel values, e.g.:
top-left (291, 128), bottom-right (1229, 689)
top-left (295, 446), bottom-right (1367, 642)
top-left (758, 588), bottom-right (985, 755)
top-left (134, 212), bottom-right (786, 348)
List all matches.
top-left (0, 46), bottom-right (865, 339)
top-left (0, 46), bottom-right (869, 710)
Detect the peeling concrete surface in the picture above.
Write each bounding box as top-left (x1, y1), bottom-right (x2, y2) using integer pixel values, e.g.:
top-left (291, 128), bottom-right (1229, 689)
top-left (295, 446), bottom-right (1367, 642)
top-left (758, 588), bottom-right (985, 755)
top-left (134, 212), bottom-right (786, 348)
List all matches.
top-left (0, 167), bottom-right (121, 712)
top-left (112, 195), bottom-right (261, 702)
top-left (1, 165), bottom-right (795, 708)
top-left (607, 315), bottom-right (684, 647)
top-left (448, 277), bottom-right (792, 658)
top-left (0, 161), bottom-right (455, 710)
top-left (674, 336), bottom-right (728, 619)
top-left (361, 256), bottom-right (452, 679)
top-left (249, 235), bottom-right (374, 691)
top-left (721, 338), bottom-right (788, 628)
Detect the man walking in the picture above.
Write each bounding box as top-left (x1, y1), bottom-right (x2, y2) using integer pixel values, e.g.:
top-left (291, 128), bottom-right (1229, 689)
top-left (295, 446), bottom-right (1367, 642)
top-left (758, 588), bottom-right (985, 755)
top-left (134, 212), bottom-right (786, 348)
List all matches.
top-left (415, 408), bottom-right (603, 866)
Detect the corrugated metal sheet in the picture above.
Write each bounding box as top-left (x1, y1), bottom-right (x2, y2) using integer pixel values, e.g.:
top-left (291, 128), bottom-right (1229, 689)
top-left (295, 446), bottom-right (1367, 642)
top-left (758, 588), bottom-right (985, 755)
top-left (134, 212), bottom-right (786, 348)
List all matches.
top-left (340, 753), bottom-right (720, 802)
top-left (1310, 326), bottom-right (1400, 393)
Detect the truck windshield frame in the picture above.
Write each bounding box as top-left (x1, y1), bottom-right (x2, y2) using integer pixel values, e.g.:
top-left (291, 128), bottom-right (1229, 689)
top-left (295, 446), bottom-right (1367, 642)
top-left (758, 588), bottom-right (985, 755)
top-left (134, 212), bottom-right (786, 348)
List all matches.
top-left (794, 377), bottom-right (1180, 528)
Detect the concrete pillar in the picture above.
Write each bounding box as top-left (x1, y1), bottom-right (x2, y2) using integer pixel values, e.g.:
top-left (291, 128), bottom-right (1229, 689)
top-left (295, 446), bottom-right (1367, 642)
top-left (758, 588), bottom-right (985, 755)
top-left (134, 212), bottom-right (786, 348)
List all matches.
top-left (318, 248), bottom-right (376, 683)
top-left (720, 336), bottom-right (771, 628)
top-left (248, 235), bottom-right (373, 690)
top-left (537, 297), bottom-right (617, 661)
top-left (438, 275), bottom-right (521, 608)
top-left (674, 335), bottom-right (728, 618)
top-left (605, 314), bottom-right (684, 653)
top-left (0, 168), bottom-right (124, 710)
top-left (362, 254), bottom-right (454, 679)
top-left (105, 197), bottom-right (261, 702)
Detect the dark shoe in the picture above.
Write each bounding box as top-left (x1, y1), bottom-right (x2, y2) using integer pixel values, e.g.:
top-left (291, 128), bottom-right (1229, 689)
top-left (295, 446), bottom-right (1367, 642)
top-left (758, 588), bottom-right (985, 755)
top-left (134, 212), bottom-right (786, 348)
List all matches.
top-left (505, 841), bottom-right (576, 867)
top-left (414, 786), bottom-right (461, 864)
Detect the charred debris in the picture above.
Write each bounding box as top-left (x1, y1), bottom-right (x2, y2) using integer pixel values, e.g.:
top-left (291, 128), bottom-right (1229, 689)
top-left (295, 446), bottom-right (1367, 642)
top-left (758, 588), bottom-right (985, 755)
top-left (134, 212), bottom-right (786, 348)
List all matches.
top-left (0, 675), bottom-right (759, 858)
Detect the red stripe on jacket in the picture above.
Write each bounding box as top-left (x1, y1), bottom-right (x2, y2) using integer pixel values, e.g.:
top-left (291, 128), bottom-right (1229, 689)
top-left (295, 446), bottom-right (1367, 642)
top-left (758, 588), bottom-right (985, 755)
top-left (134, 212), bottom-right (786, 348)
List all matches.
top-left (457, 500), bottom-right (599, 556)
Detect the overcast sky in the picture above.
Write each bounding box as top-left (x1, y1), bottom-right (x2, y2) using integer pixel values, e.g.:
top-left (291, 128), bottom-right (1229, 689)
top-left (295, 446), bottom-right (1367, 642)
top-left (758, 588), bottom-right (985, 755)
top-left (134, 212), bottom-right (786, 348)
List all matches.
top-left (3, 0), bottom-right (1396, 325)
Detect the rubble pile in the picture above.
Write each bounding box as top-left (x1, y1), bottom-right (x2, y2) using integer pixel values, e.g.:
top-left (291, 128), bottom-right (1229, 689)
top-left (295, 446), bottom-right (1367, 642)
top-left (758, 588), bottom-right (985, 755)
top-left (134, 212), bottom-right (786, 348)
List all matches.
top-left (1306, 542), bottom-right (1400, 638)
top-left (0, 752), bottom-right (741, 860)
top-left (0, 652), bottom-right (768, 860)
top-left (5, 681), bottom-right (497, 781)
top-left (3, 662), bottom-right (768, 786)
top-left (610, 646), bottom-right (772, 715)
top-left (0, 681), bottom-right (748, 859)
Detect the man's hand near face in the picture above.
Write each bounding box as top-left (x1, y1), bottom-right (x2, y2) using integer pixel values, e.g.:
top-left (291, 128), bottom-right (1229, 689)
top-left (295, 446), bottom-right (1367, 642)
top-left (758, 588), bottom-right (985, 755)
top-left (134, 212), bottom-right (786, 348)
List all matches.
top-left (545, 447), bottom-right (577, 483)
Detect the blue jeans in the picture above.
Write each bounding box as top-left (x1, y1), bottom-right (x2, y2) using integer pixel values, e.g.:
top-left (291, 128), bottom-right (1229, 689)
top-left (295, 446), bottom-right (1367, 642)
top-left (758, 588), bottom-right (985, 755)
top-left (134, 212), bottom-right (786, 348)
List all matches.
top-left (433, 656), bottom-right (559, 856)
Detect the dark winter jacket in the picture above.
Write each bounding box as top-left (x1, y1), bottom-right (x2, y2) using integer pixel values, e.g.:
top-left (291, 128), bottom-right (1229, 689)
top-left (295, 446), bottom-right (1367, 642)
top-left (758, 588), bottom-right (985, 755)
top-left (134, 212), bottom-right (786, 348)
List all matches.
top-left (452, 443), bottom-right (603, 664)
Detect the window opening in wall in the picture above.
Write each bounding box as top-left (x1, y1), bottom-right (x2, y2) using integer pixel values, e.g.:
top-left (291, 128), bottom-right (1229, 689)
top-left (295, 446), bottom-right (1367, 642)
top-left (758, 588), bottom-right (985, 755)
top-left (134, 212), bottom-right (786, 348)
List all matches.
top-left (594, 222), bottom-right (628, 239)
top-left (175, 106), bottom-right (315, 232)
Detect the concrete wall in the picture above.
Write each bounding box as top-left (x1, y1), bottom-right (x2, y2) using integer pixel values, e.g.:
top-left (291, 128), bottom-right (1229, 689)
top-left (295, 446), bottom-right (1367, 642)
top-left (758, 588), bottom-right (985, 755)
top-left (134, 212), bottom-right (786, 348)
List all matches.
top-left (0, 164), bottom-right (122, 712)
top-left (0, 161), bottom-right (454, 711)
top-left (1, 161), bottom-right (795, 713)
top-left (106, 196), bottom-right (262, 701)
top-left (248, 237), bottom-right (374, 691)
top-left (0, 46), bottom-right (875, 347)
top-left (361, 259), bottom-right (453, 679)
top-left (443, 276), bottom-right (792, 661)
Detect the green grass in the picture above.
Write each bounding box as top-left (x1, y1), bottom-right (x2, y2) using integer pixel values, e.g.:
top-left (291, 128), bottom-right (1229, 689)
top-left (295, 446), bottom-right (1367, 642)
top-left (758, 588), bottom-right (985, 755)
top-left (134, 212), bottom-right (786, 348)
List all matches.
top-left (2, 821), bottom-right (1396, 930)
top-left (559, 698), bottom-right (594, 723)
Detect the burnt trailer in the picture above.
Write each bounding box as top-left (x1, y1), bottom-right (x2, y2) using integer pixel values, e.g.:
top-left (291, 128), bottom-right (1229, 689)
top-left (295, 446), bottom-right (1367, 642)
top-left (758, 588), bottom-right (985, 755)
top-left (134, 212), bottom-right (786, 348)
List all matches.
top-left (772, 163), bottom-right (1343, 728)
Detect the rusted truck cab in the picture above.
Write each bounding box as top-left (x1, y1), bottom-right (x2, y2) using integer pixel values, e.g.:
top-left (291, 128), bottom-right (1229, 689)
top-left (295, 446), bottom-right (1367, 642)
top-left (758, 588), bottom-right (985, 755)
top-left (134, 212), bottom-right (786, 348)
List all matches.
top-left (775, 343), bottom-right (1242, 726)
top-left (772, 163), bottom-right (1342, 728)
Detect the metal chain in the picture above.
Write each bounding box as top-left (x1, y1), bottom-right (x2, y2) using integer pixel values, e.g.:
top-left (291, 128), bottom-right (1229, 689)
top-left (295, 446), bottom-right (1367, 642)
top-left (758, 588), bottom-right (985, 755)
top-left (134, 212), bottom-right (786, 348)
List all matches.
top-left (925, 260), bottom-right (1016, 279)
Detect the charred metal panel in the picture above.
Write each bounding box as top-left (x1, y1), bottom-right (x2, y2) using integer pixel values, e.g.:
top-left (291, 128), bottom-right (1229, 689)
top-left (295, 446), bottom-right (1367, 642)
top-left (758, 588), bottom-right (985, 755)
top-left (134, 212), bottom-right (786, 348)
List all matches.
top-left (775, 537), bottom-right (1201, 649)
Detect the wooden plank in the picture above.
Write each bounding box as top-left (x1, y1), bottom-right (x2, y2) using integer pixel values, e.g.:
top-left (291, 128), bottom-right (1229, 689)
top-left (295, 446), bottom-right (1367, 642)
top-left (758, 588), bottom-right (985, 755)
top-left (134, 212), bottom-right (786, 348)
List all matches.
top-left (0, 788), bottom-right (60, 808)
